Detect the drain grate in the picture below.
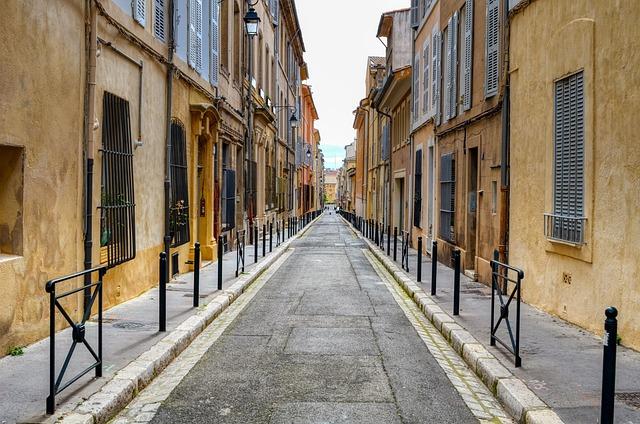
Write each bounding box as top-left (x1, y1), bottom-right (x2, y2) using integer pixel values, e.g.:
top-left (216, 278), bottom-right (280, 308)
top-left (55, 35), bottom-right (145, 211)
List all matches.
top-left (112, 321), bottom-right (146, 330)
top-left (616, 392), bottom-right (640, 409)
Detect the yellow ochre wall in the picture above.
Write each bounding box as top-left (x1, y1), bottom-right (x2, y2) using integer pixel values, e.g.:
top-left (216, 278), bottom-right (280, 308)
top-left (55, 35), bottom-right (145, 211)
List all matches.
top-left (509, 0), bottom-right (640, 350)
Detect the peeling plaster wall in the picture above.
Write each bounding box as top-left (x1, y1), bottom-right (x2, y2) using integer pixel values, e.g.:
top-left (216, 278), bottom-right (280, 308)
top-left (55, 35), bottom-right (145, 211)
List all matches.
top-left (509, 0), bottom-right (640, 350)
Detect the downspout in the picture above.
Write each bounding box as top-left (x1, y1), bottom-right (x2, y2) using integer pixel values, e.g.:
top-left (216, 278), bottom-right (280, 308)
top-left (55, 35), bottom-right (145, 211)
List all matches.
top-left (498, 0), bottom-right (511, 263)
top-left (83, 0), bottom-right (97, 309)
top-left (164, 0), bottom-right (176, 271)
top-left (375, 105), bottom-right (393, 232)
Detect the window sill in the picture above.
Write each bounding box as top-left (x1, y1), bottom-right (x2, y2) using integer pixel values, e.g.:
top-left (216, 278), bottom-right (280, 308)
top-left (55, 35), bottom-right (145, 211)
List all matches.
top-left (0, 254), bottom-right (22, 265)
top-left (545, 237), bottom-right (585, 248)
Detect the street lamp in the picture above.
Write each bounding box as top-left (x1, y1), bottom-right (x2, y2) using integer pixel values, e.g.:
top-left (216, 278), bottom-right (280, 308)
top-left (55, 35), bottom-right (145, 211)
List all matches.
top-left (306, 146), bottom-right (312, 160)
top-left (244, 7), bottom-right (260, 37)
top-left (289, 112), bottom-right (299, 129)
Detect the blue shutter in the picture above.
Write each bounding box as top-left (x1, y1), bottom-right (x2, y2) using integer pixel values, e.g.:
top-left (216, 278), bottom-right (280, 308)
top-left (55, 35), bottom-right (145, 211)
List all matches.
top-left (189, 0), bottom-right (203, 72)
top-left (133, 0), bottom-right (146, 26)
top-left (210, 0), bottom-right (219, 85)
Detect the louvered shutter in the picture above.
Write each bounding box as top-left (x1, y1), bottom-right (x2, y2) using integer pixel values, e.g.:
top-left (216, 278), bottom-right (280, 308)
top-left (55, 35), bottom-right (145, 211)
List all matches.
top-left (485, 0), bottom-right (499, 97)
top-left (271, 0), bottom-right (279, 25)
top-left (423, 41), bottom-right (429, 115)
top-left (411, 0), bottom-right (419, 28)
top-left (189, 0), bottom-right (203, 72)
top-left (413, 54), bottom-right (420, 122)
top-left (439, 153), bottom-right (455, 242)
top-left (553, 72), bottom-right (584, 237)
top-left (445, 20), bottom-right (452, 120)
top-left (449, 12), bottom-right (458, 119)
top-left (153, 0), bottom-right (165, 40)
top-left (431, 30), bottom-right (438, 113)
top-left (435, 31), bottom-right (442, 125)
top-left (210, 0), bottom-right (219, 85)
top-left (463, 0), bottom-right (473, 110)
top-left (133, 0), bottom-right (146, 26)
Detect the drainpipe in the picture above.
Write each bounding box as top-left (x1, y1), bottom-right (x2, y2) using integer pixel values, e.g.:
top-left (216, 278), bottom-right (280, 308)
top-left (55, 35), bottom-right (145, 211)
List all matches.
top-left (164, 0), bottom-right (176, 273)
top-left (375, 106), bottom-right (392, 232)
top-left (498, 0), bottom-right (510, 264)
top-left (83, 0), bottom-right (97, 310)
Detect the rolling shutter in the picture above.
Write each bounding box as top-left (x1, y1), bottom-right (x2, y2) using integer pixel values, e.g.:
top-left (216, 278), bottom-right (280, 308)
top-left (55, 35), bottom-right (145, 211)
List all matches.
top-left (463, 0), bottom-right (474, 110)
top-left (210, 0), bottom-right (219, 85)
top-left (133, 0), bottom-right (146, 26)
top-left (485, 0), bottom-right (499, 97)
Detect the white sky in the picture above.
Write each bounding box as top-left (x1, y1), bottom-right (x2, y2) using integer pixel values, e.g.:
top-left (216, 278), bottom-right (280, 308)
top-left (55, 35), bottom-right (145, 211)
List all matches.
top-left (296, 0), bottom-right (409, 169)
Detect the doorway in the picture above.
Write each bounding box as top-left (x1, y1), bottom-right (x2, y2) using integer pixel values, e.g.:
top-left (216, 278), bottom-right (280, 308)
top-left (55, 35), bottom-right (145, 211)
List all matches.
top-left (467, 147), bottom-right (478, 269)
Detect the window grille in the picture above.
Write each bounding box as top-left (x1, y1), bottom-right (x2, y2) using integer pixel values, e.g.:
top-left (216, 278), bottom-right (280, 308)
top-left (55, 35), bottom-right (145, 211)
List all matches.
top-left (170, 120), bottom-right (190, 247)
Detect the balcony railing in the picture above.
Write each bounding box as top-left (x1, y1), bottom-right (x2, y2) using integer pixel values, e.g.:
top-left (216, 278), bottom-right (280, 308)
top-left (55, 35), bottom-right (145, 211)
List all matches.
top-left (544, 213), bottom-right (587, 245)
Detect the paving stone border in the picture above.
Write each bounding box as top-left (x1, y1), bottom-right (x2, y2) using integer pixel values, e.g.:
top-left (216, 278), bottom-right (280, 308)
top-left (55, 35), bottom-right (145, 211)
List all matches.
top-left (343, 217), bottom-right (564, 424)
top-left (54, 216), bottom-right (322, 424)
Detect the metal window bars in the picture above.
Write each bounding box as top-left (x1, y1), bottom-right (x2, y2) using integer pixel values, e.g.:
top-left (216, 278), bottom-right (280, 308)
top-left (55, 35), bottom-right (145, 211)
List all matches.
top-left (490, 253), bottom-right (524, 367)
top-left (45, 265), bottom-right (107, 414)
top-left (401, 230), bottom-right (410, 272)
top-left (543, 213), bottom-right (586, 245)
top-left (169, 120), bottom-right (190, 247)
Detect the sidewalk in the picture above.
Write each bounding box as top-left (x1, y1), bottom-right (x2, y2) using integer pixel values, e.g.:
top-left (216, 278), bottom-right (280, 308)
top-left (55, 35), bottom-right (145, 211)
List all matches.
top-left (361, 223), bottom-right (640, 423)
top-left (0, 229), bottom-right (293, 424)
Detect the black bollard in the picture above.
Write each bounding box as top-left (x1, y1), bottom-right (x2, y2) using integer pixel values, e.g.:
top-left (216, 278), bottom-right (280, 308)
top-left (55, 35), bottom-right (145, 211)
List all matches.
top-left (431, 240), bottom-right (438, 295)
top-left (269, 222), bottom-right (273, 252)
top-left (254, 225), bottom-right (258, 263)
top-left (417, 237), bottom-right (423, 283)
top-left (453, 249), bottom-right (461, 315)
top-left (601, 307), bottom-right (618, 424)
top-left (262, 224), bottom-right (266, 257)
top-left (193, 242), bottom-right (201, 307)
top-left (393, 227), bottom-right (398, 261)
top-left (375, 222), bottom-right (379, 245)
top-left (159, 252), bottom-right (167, 332)
top-left (217, 236), bottom-right (223, 290)
top-left (387, 225), bottom-right (391, 255)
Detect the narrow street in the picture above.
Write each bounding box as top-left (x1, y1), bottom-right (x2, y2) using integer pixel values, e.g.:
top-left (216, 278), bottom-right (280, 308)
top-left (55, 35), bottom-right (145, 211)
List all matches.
top-left (116, 213), bottom-right (510, 424)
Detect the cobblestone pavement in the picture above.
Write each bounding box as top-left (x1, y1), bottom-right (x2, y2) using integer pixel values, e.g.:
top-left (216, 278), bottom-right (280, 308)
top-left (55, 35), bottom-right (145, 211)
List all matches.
top-left (115, 213), bottom-right (511, 423)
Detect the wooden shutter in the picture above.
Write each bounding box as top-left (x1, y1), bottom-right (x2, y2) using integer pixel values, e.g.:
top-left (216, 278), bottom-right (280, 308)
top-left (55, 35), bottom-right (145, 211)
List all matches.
top-left (449, 11), bottom-right (459, 119)
top-left (463, 0), bottom-right (473, 110)
top-left (485, 0), bottom-right (500, 97)
top-left (210, 0), bottom-right (219, 85)
top-left (439, 153), bottom-right (455, 242)
top-left (435, 31), bottom-right (442, 125)
top-left (553, 71), bottom-right (584, 226)
top-left (414, 150), bottom-right (423, 228)
top-left (411, 0), bottom-right (419, 29)
top-left (431, 30), bottom-right (438, 113)
top-left (423, 41), bottom-right (429, 115)
top-left (189, 0), bottom-right (203, 72)
top-left (154, 0), bottom-right (165, 41)
top-left (133, 0), bottom-right (146, 26)
top-left (413, 54), bottom-right (420, 121)
top-left (271, 0), bottom-right (279, 25)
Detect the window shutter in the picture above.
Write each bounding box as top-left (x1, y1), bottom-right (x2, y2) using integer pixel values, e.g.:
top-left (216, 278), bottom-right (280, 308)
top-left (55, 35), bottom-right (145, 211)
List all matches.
top-left (431, 30), bottom-right (438, 113)
top-left (423, 41), bottom-right (429, 115)
top-left (445, 20), bottom-right (452, 120)
top-left (189, 0), bottom-right (203, 72)
top-left (271, 0), bottom-right (279, 25)
top-left (413, 54), bottom-right (420, 122)
top-left (439, 153), bottom-right (455, 242)
top-left (450, 11), bottom-right (458, 119)
top-left (210, 0), bottom-right (219, 85)
top-left (411, 0), bottom-right (419, 29)
top-left (463, 0), bottom-right (473, 110)
top-left (154, 0), bottom-right (165, 41)
top-left (133, 0), bottom-right (146, 26)
top-left (435, 31), bottom-right (442, 125)
top-left (414, 150), bottom-right (423, 228)
top-left (485, 0), bottom-right (500, 97)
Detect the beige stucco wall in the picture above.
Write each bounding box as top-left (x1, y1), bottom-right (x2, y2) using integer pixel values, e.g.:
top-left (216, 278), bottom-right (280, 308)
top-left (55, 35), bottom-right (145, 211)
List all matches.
top-left (509, 0), bottom-right (640, 350)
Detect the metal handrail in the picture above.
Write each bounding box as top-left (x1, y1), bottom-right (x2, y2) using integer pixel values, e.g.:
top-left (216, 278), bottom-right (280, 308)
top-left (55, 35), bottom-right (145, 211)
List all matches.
top-left (46, 265), bottom-right (107, 414)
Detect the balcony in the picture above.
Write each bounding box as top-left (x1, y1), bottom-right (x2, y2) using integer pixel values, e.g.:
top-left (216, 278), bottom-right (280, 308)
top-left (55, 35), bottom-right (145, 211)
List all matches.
top-left (543, 213), bottom-right (587, 245)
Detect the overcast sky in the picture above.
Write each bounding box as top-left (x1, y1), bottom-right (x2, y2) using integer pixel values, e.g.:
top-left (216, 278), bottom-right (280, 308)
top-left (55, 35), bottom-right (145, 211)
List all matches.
top-left (296, 0), bottom-right (409, 170)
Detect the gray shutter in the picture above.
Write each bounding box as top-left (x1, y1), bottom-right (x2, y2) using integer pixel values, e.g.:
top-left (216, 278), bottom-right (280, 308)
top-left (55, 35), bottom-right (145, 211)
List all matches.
top-left (435, 31), bottom-right (442, 125)
top-left (485, 0), bottom-right (500, 97)
top-left (450, 11), bottom-right (458, 119)
top-left (189, 0), bottom-right (203, 72)
top-left (445, 20), bottom-right (452, 120)
top-left (411, 0), bottom-right (419, 29)
top-left (133, 0), bottom-right (146, 26)
top-left (154, 0), bottom-right (165, 40)
top-left (463, 0), bottom-right (473, 110)
top-left (271, 0), bottom-right (279, 25)
top-left (413, 54), bottom-right (420, 121)
top-left (423, 41), bottom-right (429, 115)
top-left (210, 0), bottom-right (219, 85)
top-left (431, 30), bottom-right (438, 113)
top-left (553, 71), bottom-right (584, 224)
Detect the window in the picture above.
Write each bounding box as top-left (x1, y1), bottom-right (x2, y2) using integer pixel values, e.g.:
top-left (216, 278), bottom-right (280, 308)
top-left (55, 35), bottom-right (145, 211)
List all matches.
top-left (545, 71), bottom-right (585, 244)
top-left (413, 53), bottom-right (420, 121)
top-left (133, 0), bottom-right (146, 26)
top-left (220, 0), bottom-right (229, 69)
top-left (100, 92), bottom-right (136, 267)
top-left (189, 0), bottom-right (203, 72)
top-left (446, 12), bottom-right (459, 120)
top-left (411, 0), bottom-right (419, 28)
top-left (432, 29), bottom-right (441, 122)
top-left (170, 120), bottom-right (190, 247)
top-left (439, 153), bottom-right (455, 242)
top-left (485, 0), bottom-right (500, 97)
top-left (423, 41), bottom-right (429, 115)
top-left (233, 1), bottom-right (241, 82)
top-left (222, 160), bottom-right (236, 231)
top-left (462, 0), bottom-right (474, 111)
top-left (0, 145), bottom-right (24, 256)
top-left (210, 0), bottom-right (220, 85)
top-left (414, 150), bottom-right (423, 228)
top-left (154, 0), bottom-right (166, 41)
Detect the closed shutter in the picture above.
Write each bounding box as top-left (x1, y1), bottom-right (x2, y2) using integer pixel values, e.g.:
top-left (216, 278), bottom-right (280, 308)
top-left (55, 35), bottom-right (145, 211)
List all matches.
top-left (411, 0), bottom-right (419, 28)
top-left (133, 0), bottom-right (146, 26)
top-left (210, 0), bottom-right (219, 85)
top-left (222, 169), bottom-right (236, 229)
top-left (435, 31), bottom-right (442, 125)
top-left (423, 41), bottom-right (429, 115)
top-left (154, 0), bottom-right (165, 41)
top-left (414, 150), bottom-right (423, 228)
top-left (271, 0), bottom-right (279, 25)
top-left (449, 11), bottom-right (458, 119)
top-left (485, 0), bottom-right (499, 97)
top-left (445, 22), bottom-right (452, 121)
top-left (431, 30), bottom-right (438, 114)
top-left (189, 0), bottom-right (203, 72)
top-left (553, 72), bottom-right (584, 238)
top-left (463, 0), bottom-right (473, 110)
top-left (439, 153), bottom-right (455, 242)
top-left (413, 54), bottom-right (420, 121)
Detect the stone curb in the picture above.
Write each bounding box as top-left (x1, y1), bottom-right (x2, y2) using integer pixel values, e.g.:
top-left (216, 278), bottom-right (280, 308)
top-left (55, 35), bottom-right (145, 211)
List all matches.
top-left (341, 217), bottom-right (564, 424)
top-left (56, 215), bottom-right (322, 424)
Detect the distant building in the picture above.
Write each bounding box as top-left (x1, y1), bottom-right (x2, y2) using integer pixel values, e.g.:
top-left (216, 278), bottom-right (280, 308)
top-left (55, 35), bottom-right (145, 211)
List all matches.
top-left (324, 170), bottom-right (338, 204)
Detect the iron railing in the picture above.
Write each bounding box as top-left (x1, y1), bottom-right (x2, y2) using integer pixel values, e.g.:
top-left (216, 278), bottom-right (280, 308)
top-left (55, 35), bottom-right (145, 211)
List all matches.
top-left (45, 265), bottom-right (107, 414)
top-left (544, 213), bottom-right (586, 245)
top-left (490, 254), bottom-right (524, 367)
